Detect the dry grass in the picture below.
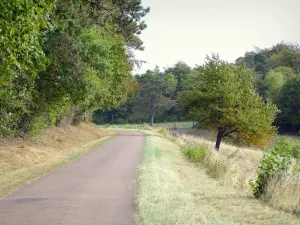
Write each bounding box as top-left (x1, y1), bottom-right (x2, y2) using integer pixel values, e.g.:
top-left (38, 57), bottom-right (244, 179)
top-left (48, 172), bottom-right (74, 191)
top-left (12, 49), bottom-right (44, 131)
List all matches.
top-left (264, 174), bottom-right (300, 215)
top-left (137, 131), bottom-right (300, 224)
top-left (155, 128), bottom-right (263, 193)
top-left (0, 123), bottom-right (114, 198)
top-left (174, 133), bottom-right (300, 215)
top-left (146, 127), bottom-right (300, 217)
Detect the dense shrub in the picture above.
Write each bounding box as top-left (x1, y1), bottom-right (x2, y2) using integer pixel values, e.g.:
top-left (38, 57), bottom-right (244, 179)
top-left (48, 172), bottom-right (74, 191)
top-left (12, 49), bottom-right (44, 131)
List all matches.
top-left (251, 136), bottom-right (300, 198)
top-left (184, 146), bottom-right (207, 163)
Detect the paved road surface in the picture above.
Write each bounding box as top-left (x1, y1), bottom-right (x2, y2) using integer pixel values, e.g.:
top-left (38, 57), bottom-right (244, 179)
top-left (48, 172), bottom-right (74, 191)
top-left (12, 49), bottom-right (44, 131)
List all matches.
top-left (0, 130), bottom-right (145, 225)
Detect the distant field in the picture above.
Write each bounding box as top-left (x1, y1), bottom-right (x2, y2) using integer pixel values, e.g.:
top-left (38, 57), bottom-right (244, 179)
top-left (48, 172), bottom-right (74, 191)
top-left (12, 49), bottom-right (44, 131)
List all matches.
top-left (100, 121), bottom-right (194, 129)
top-left (100, 121), bottom-right (300, 148)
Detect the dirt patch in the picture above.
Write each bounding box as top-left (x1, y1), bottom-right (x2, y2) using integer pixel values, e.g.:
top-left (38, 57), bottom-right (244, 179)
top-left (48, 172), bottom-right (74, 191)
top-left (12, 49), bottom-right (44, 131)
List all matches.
top-left (0, 123), bottom-right (114, 198)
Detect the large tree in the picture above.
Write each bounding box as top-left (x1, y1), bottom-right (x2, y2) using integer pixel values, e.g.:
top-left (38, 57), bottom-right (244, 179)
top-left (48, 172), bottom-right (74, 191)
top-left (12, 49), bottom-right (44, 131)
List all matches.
top-left (133, 70), bottom-right (177, 126)
top-left (181, 56), bottom-right (278, 150)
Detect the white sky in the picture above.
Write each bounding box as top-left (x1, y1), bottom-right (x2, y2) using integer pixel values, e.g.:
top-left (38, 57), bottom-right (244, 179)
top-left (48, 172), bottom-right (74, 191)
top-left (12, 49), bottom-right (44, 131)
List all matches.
top-left (133, 0), bottom-right (300, 74)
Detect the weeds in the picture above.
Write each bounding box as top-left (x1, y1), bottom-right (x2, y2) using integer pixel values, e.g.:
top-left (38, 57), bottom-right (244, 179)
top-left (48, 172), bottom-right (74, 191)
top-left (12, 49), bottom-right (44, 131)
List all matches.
top-left (184, 146), bottom-right (206, 163)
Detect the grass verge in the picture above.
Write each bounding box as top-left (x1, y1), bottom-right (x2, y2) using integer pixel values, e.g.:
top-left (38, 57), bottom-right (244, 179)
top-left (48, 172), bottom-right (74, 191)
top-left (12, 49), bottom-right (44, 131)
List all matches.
top-left (137, 131), bottom-right (300, 224)
top-left (0, 123), bottom-right (114, 198)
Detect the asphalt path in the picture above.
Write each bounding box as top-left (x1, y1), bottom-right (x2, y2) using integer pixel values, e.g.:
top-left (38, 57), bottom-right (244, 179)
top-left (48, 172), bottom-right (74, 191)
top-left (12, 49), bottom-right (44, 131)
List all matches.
top-left (0, 130), bottom-right (145, 225)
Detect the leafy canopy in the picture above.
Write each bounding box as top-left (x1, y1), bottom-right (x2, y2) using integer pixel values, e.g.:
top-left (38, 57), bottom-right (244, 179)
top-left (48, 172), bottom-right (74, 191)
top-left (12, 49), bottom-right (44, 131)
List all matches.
top-left (181, 55), bottom-right (278, 149)
top-left (133, 70), bottom-right (177, 125)
top-left (0, 0), bottom-right (148, 136)
top-left (277, 76), bottom-right (300, 131)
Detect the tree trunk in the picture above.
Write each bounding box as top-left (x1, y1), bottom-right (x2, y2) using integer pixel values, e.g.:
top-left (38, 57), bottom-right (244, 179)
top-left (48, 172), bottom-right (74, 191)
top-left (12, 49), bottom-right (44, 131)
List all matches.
top-left (215, 132), bottom-right (223, 151)
top-left (149, 114), bottom-right (154, 126)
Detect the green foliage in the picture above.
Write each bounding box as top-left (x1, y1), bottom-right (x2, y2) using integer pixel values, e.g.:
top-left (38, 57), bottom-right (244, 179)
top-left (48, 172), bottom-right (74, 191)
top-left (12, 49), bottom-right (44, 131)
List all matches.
top-left (28, 116), bottom-right (49, 137)
top-left (95, 62), bottom-right (191, 124)
top-left (251, 137), bottom-right (300, 199)
top-left (132, 70), bottom-right (177, 125)
top-left (235, 50), bottom-right (269, 75)
top-left (181, 55), bottom-right (278, 150)
top-left (264, 70), bottom-right (285, 103)
top-left (0, 0), bottom-right (148, 137)
top-left (165, 61), bottom-right (192, 92)
top-left (263, 66), bottom-right (295, 104)
top-left (277, 76), bottom-right (300, 131)
top-left (268, 43), bottom-right (300, 74)
top-left (236, 43), bottom-right (300, 105)
top-left (184, 146), bottom-right (207, 163)
top-left (0, 0), bottom-right (54, 136)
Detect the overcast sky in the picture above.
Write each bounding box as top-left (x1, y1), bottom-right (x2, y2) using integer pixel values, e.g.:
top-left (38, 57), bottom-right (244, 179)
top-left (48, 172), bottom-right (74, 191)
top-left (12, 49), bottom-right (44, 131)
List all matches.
top-left (133, 0), bottom-right (300, 73)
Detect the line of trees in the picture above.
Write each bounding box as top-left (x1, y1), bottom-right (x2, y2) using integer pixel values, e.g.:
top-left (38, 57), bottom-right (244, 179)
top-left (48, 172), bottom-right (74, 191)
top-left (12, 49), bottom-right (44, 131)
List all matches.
top-left (0, 0), bottom-right (149, 137)
top-left (236, 43), bottom-right (300, 133)
top-left (95, 42), bottom-right (300, 149)
top-left (93, 62), bottom-right (192, 124)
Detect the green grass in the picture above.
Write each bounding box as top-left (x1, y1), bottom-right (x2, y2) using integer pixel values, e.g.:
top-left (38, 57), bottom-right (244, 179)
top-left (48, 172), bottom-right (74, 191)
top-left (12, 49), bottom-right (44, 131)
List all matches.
top-left (137, 131), bottom-right (300, 225)
top-left (184, 146), bottom-right (207, 163)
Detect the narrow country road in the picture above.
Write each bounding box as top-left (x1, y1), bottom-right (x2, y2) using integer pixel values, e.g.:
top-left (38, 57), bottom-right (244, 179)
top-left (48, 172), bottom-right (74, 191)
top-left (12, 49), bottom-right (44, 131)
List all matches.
top-left (0, 130), bottom-right (145, 225)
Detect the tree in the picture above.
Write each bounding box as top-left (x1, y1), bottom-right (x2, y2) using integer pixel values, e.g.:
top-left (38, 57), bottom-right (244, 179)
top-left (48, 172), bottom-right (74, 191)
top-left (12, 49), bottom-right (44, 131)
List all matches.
top-left (268, 43), bottom-right (300, 74)
top-left (263, 67), bottom-right (295, 104)
top-left (165, 61), bottom-right (192, 92)
top-left (235, 50), bottom-right (269, 76)
top-left (0, 0), bottom-right (54, 136)
top-left (133, 71), bottom-right (177, 126)
top-left (181, 56), bottom-right (278, 150)
top-left (163, 61), bottom-right (192, 121)
top-left (263, 70), bottom-right (285, 103)
top-left (0, 0), bottom-right (148, 136)
top-left (277, 77), bottom-right (300, 132)
top-left (76, 0), bottom-right (150, 50)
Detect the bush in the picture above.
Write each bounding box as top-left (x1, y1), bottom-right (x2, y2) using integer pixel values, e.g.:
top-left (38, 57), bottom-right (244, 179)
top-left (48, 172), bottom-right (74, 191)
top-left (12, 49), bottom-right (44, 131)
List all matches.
top-left (251, 136), bottom-right (300, 198)
top-left (158, 128), bottom-right (168, 136)
top-left (28, 116), bottom-right (49, 137)
top-left (184, 146), bottom-right (207, 163)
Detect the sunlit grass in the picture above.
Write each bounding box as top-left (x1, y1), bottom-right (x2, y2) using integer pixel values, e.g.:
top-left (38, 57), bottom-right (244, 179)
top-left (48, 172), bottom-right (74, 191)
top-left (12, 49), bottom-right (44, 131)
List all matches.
top-left (137, 131), bottom-right (300, 224)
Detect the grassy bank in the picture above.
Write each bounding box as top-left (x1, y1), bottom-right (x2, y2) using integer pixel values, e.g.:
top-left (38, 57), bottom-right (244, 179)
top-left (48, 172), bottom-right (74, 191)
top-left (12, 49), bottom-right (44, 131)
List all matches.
top-left (137, 131), bottom-right (300, 224)
top-left (0, 123), bottom-right (114, 198)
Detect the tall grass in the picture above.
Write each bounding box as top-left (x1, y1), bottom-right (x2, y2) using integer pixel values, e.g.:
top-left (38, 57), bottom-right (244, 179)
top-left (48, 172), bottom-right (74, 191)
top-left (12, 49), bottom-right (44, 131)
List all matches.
top-left (264, 174), bottom-right (300, 215)
top-left (173, 133), bottom-right (263, 192)
top-left (136, 126), bottom-right (300, 216)
top-left (137, 131), bottom-right (300, 224)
